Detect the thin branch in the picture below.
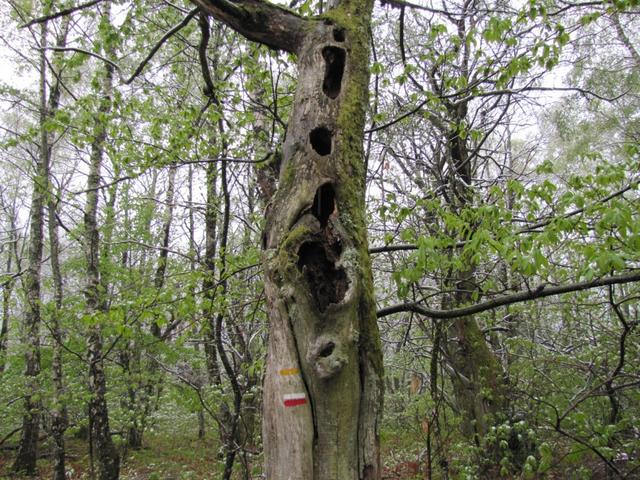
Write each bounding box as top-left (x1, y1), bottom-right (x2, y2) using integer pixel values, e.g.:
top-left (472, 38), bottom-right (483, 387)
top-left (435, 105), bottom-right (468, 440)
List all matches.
top-left (40, 8), bottom-right (199, 85)
top-left (377, 270), bottom-right (640, 319)
top-left (20, 0), bottom-right (105, 28)
top-left (0, 427), bottom-right (21, 448)
top-left (453, 86), bottom-right (628, 104)
top-left (365, 98), bottom-right (429, 134)
top-left (124, 7), bottom-right (200, 84)
top-left (380, 0), bottom-right (453, 15)
top-left (0, 268), bottom-right (27, 288)
top-left (41, 47), bottom-right (120, 71)
top-left (366, 84), bottom-right (626, 135)
top-left (370, 178), bottom-right (639, 254)
top-left (369, 243), bottom-right (419, 254)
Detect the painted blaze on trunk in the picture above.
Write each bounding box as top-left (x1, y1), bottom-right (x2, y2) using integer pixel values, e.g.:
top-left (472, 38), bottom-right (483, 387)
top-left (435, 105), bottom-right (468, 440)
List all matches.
top-left (260, 9), bottom-right (383, 480)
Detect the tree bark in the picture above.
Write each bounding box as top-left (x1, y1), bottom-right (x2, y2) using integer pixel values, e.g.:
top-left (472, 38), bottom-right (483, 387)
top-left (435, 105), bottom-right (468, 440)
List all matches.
top-left (195, 0), bottom-right (383, 477)
top-left (12, 13), bottom-right (52, 475)
top-left (83, 5), bottom-right (119, 478)
top-left (48, 185), bottom-right (68, 480)
top-left (442, 102), bottom-right (508, 447)
top-left (0, 218), bottom-right (16, 375)
top-left (260, 7), bottom-right (381, 480)
top-left (45, 18), bottom-right (70, 480)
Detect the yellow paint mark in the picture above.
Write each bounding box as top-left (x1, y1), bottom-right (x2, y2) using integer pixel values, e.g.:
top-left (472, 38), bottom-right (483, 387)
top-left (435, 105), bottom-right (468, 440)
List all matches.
top-left (279, 368), bottom-right (300, 376)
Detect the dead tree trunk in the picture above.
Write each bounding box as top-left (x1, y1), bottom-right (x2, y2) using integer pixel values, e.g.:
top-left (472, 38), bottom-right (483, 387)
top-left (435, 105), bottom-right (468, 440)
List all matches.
top-left (192, 1), bottom-right (383, 478)
top-left (194, 0), bottom-right (383, 477)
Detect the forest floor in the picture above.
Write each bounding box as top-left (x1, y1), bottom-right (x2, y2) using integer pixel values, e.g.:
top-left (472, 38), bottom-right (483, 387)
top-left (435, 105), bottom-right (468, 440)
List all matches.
top-left (0, 434), bottom-right (423, 479)
top-left (0, 434), bottom-right (222, 480)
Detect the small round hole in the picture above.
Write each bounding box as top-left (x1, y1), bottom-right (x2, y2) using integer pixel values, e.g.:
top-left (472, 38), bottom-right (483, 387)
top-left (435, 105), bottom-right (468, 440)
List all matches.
top-left (319, 342), bottom-right (335, 357)
top-left (333, 28), bottom-right (345, 42)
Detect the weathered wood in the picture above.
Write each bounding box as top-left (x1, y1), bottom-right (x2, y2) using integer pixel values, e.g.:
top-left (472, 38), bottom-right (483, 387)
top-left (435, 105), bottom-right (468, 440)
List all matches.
top-left (192, 0), bottom-right (307, 54)
top-left (194, 0), bottom-right (383, 476)
top-left (260, 6), bottom-right (382, 479)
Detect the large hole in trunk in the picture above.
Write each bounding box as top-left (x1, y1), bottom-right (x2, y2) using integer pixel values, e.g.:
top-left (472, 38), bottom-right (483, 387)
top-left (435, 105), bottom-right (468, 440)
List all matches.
top-left (322, 46), bottom-right (345, 99)
top-left (309, 127), bottom-right (332, 156)
top-left (297, 241), bottom-right (348, 312)
top-left (312, 183), bottom-right (335, 227)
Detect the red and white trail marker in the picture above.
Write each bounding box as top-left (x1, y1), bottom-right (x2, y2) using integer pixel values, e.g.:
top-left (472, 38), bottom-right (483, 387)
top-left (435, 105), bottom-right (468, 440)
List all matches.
top-left (283, 392), bottom-right (307, 408)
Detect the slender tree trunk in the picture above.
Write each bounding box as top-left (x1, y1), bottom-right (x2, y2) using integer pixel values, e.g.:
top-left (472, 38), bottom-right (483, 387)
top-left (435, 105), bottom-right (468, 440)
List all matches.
top-left (83, 6), bottom-right (119, 477)
top-left (123, 165), bottom-right (178, 449)
top-left (186, 164), bottom-right (208, 441)
top-left (198, 17), bottom-right (224, 391)
top-left (0, 194), bottom-right (22, 376)
top-left (203, 155), bottom-right (222, 386)
top-left (0, 235), bottom-right (14, 375)
top-left (49, 188), bottom-right (68, 480)
top-left (45, 18), bottom-right (70, 480)
top-left (439, 107), bottom-right (508, 452)
top-left (151, 164), bottom-right (178, 337)
top-left (12, 14), bottom-right (52, 475)
top-left (259, 7), bottom-right (383, 479)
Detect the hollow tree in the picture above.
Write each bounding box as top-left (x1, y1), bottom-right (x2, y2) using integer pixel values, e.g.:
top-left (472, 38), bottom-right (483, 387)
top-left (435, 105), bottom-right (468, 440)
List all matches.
top-left (193, 0), bottom-right (384, 478)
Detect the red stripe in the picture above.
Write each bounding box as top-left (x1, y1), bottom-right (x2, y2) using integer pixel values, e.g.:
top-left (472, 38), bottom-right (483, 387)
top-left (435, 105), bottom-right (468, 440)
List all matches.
top-left (284, 398), bottom-right (307, 407)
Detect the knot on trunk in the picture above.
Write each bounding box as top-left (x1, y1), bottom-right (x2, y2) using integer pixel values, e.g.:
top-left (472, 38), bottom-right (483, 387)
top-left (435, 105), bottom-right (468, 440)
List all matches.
top-left (308, 337), bottom-right (346, 379)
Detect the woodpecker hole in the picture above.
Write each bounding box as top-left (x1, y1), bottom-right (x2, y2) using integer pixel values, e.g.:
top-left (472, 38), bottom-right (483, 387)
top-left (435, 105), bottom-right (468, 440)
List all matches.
top-left (312, 183), bottom-right (336, 227)
top-left (310, 127), bottom-right (332, 156)
top-left (322, 46), bottom-right (346, 99)
top-left (333, 28), bottom-right (345, 42)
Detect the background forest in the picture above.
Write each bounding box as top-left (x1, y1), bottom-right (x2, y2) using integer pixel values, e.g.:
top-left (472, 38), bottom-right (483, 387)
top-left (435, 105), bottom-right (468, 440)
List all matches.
top-left (0, 0), bottom-right (638, 479)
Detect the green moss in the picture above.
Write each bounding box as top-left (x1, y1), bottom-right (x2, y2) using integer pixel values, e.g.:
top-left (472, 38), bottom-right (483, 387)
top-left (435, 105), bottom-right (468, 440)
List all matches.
top-left (280, 159), bottom-right (296, 188)
top-left (321, 2), bottom-right (384, 383)
top-left (276, 225), bottom-right (311, 276)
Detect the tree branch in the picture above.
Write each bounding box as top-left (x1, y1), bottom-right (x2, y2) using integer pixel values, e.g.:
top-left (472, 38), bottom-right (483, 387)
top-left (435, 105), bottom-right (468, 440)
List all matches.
top-left (370, 178), bottom-right (639, 254)
top-left (124, 7), bottom-right (200, 84)
top-left (42, 8), bottom-right (200, 85)
top-left (41, 47), bottom-right (120, 71)
top-left (377, 270), bottom-right (640, 319)
top-left (191, 0), bottom-right (309, 54)
top-left (20, 0), bottom-right (105, 28)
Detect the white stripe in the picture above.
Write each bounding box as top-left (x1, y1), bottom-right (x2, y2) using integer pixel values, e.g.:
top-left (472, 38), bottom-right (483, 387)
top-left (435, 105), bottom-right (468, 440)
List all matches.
top-left (283, 393), bottom-right (306, 401)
